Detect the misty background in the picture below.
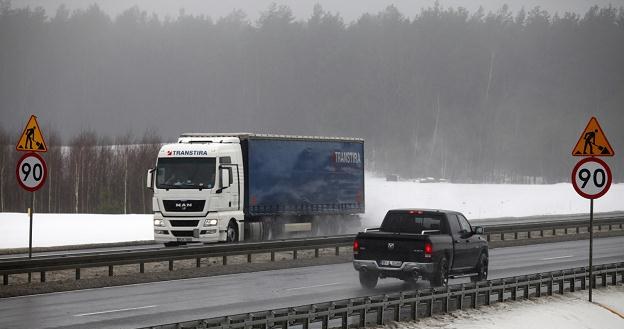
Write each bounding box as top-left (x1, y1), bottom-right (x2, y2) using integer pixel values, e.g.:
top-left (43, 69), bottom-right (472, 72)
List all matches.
top-left (1, 1), bottom-right (624, 213)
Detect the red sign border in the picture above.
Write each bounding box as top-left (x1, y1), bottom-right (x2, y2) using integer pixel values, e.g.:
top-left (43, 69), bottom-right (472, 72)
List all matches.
top-left (571, 157), bottom-right (612, 199)
top-left (16, 152), bottom-right (48, 192)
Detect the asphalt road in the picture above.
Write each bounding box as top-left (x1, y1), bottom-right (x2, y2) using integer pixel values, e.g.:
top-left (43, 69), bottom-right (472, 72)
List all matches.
top-left (0, 236), bottom-right (622, 329)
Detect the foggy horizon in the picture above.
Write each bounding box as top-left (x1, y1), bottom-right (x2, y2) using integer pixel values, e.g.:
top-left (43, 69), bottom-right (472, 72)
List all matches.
top-left (1, 0), bottom-right (623, 185)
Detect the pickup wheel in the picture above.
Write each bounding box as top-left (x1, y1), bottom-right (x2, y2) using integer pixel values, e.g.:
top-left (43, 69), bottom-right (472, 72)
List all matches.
top-left (359, 271), bottom-right (378, 289)
top-left (431, 257), bottom-right (449, 287)
top-left (471, 253), bottom-right (488, 282)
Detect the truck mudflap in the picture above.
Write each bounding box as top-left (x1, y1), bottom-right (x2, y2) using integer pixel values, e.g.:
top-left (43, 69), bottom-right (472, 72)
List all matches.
top-left (353, 259), bottom-right (435, 276)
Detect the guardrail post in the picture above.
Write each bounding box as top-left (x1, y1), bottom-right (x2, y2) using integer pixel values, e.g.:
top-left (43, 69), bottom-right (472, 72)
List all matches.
top-left (3, 274), bottom-right (7, 285)
top-left (535, 276), bottom-right (542, 297)
top-left (396, 293), bottom-right (404, 321)
top-left (40, 271), bottom-right (45, 283)
top-left (247, 254), bottom-right (252, 263)
top-left (547, 275), bottom-right (553, 296)
top-left (473, 283), bottom-right (479, 308)
top-left (498, 283), bottom-right (504, 302)
top-left (223, 255), bottom-right (228, 265)
top-left (458, 284), bottom-right (465, 310)
top-left (140, 262), bottom-right (145, 273)
top-left (270, 252), bottom-right (275, 262)
top-left (540, 230), bottom-right (544, 237)
top-left (342, 308), bottom-right (349, 329)
top-left (444, 286), bottom-right (450, 313)
top-left (168, 260), bottom-right (174, 271)
top-left (75, 268), bottom-right (80, 280)
top-left (486, 283), bottom-right (492, 305)
top-left (514, 232), bottom-right (518, 240)
top-left (335, 246), bottom-right (340, 256)
top-left (523, 280), bottom-right (529, 299)
top-left (511, 279), bottom-right (517, 301)
top-left (108, 265), bottom-right (113, 277)
top-left (196, 258), bottom-right (201, 268)
top-left (410, 293), bottom-right (419, 320)
top-left (315, 248), bottom-right (319, 258)
top-left (293, 250), bottom-right (298, 260)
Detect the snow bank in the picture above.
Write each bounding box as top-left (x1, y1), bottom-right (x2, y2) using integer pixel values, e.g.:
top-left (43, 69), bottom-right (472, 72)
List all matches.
top-left (0, 213), bottom-right (152, 248)
top-left (1, 177), bottom-right (623, 248)
top-left (387, 285), bottom-right (624, 329)
top-left (362, 176), bottom-right (624, 227)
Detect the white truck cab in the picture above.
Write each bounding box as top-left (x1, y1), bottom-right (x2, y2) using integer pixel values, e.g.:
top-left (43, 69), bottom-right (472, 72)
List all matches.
top-left (147, 135), bottom-right (244, 245)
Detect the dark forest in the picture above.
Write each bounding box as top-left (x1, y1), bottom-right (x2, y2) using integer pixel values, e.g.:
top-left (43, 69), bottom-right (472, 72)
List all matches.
top-left (1, 2), bottom-right (623, 213)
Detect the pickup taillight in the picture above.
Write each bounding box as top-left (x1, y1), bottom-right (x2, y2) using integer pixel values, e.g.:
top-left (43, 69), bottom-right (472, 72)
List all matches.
top-left (424, 242), bottom-right (432, 258)
top-left (353, 239), bottom-right (360, 254)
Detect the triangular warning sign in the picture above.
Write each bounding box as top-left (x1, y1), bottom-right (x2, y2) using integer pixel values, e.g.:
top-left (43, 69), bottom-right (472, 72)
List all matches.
top-left (572, 117), bottom-right (614, 156)
top-left (16, 115), bottom-right (47, 152)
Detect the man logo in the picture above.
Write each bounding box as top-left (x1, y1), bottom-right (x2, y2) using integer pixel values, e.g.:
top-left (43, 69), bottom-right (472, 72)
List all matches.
top-left (175, 202), bottom-right (192, 210)
top-left (387, 242), bottom-right (395, 250)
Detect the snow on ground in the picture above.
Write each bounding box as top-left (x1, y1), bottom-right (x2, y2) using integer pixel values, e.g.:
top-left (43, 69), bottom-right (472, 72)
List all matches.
top-left (1, 176), bottom-right (623, 248)
top-left (362, 175), bottom-right (624, 227)
top-left (385, 285), bottom-right (624, 329)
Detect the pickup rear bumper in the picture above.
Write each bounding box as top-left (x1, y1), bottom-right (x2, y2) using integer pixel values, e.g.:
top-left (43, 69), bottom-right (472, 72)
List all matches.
top-left (353, 260), bottom-right (435, 278)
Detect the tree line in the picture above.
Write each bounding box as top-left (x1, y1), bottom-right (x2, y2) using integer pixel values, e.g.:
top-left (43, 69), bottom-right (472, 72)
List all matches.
top-left (1, 2), bottom-right (623, 209)
top-left (0, 129), bottom-right (160, 213)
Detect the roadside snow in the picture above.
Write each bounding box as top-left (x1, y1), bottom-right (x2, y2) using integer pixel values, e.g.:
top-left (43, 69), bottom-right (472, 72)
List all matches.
top-left (384, 285), bottom-right (624, 329)
top-left (1, 177), bottom-right (623, 248)
top-left (362, 176), bottom-right (624, 227)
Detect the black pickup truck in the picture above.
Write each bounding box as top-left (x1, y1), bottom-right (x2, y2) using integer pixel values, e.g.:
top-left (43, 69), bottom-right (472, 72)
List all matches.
top-left (353, 209), bottom-right (488, 288)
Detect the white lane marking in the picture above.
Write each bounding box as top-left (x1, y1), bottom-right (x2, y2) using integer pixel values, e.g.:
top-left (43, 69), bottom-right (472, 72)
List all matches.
top-left (74, 305), bottom-right (158, 317)
top-left (284, 282), bottom-right (342, 291)
top-left (540, 255), bottom-right (574, 261)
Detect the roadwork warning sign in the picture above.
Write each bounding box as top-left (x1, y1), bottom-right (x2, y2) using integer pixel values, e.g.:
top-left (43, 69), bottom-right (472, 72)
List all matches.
top-left (16, 115), bottom-right (47, 152)
top-left (571, 117), bottom-right (614, 156)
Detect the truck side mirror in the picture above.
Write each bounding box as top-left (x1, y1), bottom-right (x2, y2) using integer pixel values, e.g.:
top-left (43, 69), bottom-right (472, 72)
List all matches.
top-left (146, 168), bottom-right (155, 190)
top-left (473, 226), bottom-right (484, 235)
top-left (219, 167), bottom-right (231, 189)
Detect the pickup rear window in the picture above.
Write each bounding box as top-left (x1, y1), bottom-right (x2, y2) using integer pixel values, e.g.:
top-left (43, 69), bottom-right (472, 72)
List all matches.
top-left (380, 212), bottom-right (448, 234)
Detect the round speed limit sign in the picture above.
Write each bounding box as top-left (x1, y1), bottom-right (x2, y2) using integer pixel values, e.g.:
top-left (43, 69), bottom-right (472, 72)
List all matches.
top-left (16, 152), bottom-right (48, 192)
top-left (571, 157), bottom-right (612, 199)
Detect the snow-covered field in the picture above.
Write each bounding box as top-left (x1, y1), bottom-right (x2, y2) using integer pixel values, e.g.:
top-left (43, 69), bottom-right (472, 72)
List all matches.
top-left (387, 285), bottom-right (624, 329)
top-left (1, 176), bottom-right (623, 248)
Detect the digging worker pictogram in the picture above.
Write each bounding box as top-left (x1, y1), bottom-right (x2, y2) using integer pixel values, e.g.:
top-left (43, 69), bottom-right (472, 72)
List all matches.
top-left (583, 129), bottom-right (597, 154)
top-left (25, 126), bottom-right (36, 149)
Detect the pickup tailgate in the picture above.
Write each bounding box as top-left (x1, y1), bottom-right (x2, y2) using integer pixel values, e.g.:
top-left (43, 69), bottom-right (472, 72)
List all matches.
top-left (355, 231), bottom-right (430, 264)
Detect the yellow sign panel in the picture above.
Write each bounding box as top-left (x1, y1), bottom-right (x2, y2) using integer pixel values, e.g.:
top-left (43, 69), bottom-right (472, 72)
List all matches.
top-left (16, 115), bottom-right (47, 152)
top-left (572, 117), bottom-right (614, 156)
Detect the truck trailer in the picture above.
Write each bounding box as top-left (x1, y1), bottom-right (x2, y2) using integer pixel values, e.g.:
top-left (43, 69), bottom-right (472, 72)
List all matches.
top-left (147, 133), bottom-right (364, 245)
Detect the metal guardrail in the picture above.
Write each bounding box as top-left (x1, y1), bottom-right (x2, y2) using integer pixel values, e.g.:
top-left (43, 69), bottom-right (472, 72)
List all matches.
top-left (1, 215), bottom-right (623, 286)
top-left (141, 262), bottom-right (624, 329)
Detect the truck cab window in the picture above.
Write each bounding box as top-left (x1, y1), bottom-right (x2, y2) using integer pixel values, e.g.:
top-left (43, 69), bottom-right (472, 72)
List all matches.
top-left (457, 214), bottom-right (472, 233)
top-left (156, 157), bottom-right (216, 189)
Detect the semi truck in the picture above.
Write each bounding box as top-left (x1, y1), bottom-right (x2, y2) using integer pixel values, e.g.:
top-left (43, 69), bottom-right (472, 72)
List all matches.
top-left (146, 133), bottom-right (364, 246)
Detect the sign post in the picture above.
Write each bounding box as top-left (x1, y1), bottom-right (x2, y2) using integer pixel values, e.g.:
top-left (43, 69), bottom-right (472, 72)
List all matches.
top-left (571, 117), bottom-right (614, 303)
top-left (15, 115), bottom-right (48, 262)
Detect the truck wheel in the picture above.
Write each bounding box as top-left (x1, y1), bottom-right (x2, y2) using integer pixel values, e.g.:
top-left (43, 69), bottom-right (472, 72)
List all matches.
top-left (226, 221), bottom-right (239, 242)
top-left (359, 271), bottom-right (378, 289)
top-left (431, 257), bottom-right (449, 287)
top-left (471, 253), bottom-right (488, 282)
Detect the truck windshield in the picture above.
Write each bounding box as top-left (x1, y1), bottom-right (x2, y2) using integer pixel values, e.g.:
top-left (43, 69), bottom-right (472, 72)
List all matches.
top-left (380, 212), bottom-right (447, 234)
top-left (156, 157), bottom-right (216, 189)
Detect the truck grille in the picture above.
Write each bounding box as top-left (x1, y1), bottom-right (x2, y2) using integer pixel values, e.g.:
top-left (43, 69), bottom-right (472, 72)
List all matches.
top-left (163, 200), bottom-right (205, 212)
top-left (169, 220), bottom-right (199, 227)
top-left (171, 230), bottom-right (195, 237)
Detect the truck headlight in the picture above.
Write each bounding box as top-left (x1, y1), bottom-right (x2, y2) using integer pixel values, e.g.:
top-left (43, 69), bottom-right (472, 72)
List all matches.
top-left (154, 219), bottom-right (165, 227)
top-left (204, 219), bottom-right (218, 227)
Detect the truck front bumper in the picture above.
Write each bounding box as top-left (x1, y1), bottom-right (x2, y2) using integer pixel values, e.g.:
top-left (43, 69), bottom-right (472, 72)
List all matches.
top-left (353, 260), bottom-right (436, 277)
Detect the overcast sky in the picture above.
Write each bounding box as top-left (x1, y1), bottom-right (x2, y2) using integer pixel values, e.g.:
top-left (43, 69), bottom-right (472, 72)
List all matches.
top-left (13, 0), bottom-right (622, 22)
